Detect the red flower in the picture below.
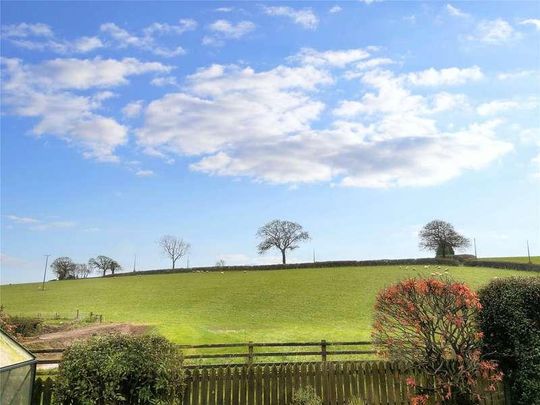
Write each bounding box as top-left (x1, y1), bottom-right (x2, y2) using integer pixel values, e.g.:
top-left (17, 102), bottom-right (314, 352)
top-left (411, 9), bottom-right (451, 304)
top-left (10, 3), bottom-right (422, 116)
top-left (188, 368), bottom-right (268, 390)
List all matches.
top-left (406, 376), bottom-right (416, 387)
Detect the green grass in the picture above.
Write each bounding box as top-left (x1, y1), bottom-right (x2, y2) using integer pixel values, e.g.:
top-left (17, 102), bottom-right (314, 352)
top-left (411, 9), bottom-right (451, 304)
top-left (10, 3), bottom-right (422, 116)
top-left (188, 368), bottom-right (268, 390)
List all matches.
top-left (480, 256), bottom-right (540, 264)
top-left (1, 265), bottom-right (537, 344)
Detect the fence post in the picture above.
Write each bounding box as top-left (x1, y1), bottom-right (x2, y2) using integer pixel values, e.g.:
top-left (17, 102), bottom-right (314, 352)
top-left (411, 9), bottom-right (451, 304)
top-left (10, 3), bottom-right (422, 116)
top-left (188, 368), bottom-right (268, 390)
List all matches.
top-left (321, 340), bottom-right (327, 362)
top-left (248, 341), bottom-right (254, 366)
top-left (76, 309), bottom-right (79, 320)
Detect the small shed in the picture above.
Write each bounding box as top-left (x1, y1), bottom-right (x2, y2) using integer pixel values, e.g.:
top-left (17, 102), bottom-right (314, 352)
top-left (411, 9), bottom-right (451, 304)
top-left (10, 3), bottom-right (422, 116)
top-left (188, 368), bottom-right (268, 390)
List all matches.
top-left (0, 329), bottom-right (37, 404)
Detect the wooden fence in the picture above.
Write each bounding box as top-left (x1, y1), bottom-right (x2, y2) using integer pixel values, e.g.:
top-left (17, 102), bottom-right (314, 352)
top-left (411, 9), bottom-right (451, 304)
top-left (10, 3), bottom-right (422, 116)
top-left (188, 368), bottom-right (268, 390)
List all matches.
top-left (32, 361), bottom-right (507, 405)
top-left (32, 340), bottom-right (376, 366)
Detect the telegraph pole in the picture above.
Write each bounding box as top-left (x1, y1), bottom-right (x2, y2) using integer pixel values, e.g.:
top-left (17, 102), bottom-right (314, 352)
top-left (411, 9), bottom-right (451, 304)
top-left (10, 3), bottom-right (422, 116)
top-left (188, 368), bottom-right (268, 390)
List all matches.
top-left (41, 254), bottom-right (50, 291)
top-left (527, 240), bottom-right (531, 264)
top-left (473, 238), bottom-right (477, 258)
top-left (313, 249), bottom-right (316, 263)
top-left (133, 254), bottom-right (137, 272)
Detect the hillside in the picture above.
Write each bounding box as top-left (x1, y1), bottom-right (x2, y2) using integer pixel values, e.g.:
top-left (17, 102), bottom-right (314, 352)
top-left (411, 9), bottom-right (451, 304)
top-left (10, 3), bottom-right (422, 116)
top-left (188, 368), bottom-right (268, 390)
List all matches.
top-left (1, 265), bottom-right (537, 344)
top-left (481, 256), bottom-right (540, 264)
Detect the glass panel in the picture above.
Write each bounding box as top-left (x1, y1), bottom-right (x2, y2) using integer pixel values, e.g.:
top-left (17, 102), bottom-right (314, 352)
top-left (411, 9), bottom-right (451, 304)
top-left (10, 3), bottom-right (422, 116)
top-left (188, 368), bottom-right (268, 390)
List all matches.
top-left (0, 363), bottom-right (33, 405)
top-left (0, 332), bottom-right (33, 367)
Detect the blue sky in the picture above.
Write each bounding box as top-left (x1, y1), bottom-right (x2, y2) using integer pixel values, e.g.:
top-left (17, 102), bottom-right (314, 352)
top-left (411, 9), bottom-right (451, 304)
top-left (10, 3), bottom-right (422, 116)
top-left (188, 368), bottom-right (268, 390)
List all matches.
top-left (1, 1), bottom-right (539, 284)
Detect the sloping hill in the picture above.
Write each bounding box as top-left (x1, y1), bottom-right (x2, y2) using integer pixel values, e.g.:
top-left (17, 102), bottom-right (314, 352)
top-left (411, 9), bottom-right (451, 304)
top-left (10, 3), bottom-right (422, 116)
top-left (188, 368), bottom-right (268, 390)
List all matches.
top-left (1, 265), bottom-right (537, 344)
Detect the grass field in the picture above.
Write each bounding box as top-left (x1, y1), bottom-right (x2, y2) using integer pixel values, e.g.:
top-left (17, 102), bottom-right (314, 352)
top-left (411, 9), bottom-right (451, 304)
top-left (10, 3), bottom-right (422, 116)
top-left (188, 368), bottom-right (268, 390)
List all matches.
top-left (1, 265), bottom-right (537, 344)
top-left (480, 256), bottom-right (540, 264)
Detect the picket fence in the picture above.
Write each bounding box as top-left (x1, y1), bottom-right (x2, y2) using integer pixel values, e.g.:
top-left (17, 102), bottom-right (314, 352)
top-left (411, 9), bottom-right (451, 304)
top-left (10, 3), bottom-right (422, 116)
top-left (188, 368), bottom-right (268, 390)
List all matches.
top-left (31, 361), bottom-right (507, 405)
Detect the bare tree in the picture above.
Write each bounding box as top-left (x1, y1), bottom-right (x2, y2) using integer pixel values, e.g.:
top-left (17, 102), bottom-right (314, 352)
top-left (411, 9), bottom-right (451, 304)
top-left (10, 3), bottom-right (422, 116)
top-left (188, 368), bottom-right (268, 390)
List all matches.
top-left (257, 219), bottom-right (310, 264)
top-left (159, 235), bottom-right (190, 269)
top-left (89, 255), bottom-right (122, 277)
top-left (75, 263), bottom-right (92, 278)
top-left (215, 259), bottom-right (226, 267)
top-left (419, 220), bottom-right (470, 258)
top-left (50, 257), bottom-right (76, 280)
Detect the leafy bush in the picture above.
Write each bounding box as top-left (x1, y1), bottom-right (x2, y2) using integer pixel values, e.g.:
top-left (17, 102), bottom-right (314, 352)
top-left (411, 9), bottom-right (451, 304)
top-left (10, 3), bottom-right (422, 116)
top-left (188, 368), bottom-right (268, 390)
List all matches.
top-left (9, 315), bottom-right (43, 336)
top-left (478, 277), bottom-right (540, 405)
top-left (292, 386), bottom-right (322, 405)
top-left (0, 309), bottom-right (17, 336)
top-left (373, 276), bottom-right (502, 405)
top-left (0, 310), bottom-right (42, 337)
top-left (54, 334), bottom-right (185, 405)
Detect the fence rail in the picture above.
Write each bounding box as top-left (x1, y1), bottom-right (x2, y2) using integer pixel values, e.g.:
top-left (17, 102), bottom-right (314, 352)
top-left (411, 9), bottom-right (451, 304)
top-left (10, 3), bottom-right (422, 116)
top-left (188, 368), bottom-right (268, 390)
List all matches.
top-left (31, 360), bottom-right (508, 405)
top-left (32, 340), bottom-right (376, 366)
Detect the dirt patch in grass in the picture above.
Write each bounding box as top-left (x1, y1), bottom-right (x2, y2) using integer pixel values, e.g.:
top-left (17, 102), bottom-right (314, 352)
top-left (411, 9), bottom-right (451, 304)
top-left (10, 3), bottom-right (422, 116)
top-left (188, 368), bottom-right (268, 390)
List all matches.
top-left (23, 322), bottom-right (150, 350)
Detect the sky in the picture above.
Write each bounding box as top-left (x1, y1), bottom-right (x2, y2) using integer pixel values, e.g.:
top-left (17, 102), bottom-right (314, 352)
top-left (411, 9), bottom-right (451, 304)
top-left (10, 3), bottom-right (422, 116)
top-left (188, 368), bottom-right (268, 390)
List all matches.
top-left (1, 1), bottom-right (539, 284)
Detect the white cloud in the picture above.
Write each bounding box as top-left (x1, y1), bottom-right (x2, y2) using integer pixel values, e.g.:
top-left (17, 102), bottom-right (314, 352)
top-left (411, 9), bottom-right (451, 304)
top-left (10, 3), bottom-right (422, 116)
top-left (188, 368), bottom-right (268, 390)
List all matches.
top-left (135, 169), bottom-right (154, 177)
top-left (150, 76), bottom-right (178, 87)
top-left (358, 0), bottom-right (382, 4)
top-left (4, 57), bottom-right (170, 90)
top-left (122, 100), bottom-right (144, 118)
top-left (137, 64), bottom-right (331, 156)
top-left (203, 19), bottom-right (255, 46)
top-left (2, 23), bottom-right (103, 54)
top-left (532, 153), bottom-right (540, 178)
top-left (406, 66), bottom-right (483, 86)
top-left (135, 58), bottom-right (512, 188)
top-left (329, 5), bottom-right (342, 14)
top-left (191, 121), bottom-right (511, 188)
top-left (5, 215), bottom-right (76, 231)
top-left (403, 15), bottom-right (416, 24)
top-left (263, 6), bottom-right (319, 29)
top-left (497, 69), bottom-right (538, 80)
top-left (72, 36), bottom-right (103, 52)
top-left (467, 19), bottom-right (520, 44)
top-left (344, 58), bottom-right (395, 79)
top-left (209, 20), bottom-right (255, 38)
top-left (6, 215), bottom-right (41, 224)
top-left (430, 92), bottom-right (468, 113)
top-left (293, 48), bottom-right (370, 67)
top-left (142, 19), bottom-right (197, 36)
top-left (520, 19), bottom-right (540, 30)
top-left (100, 20), bottom-right (194, 57)
top-left (8, 36), bottom-right (103, 53)
top-left (1, 22), bottom-right (53, 38)
top-left (215, 7), bottom-right (233, 13)
top-left (0, 57), bottom-right (165, 160)
top-left (477, 100), bottom-right (520, 116)
top-left (476, 98), bottom-right (538, 116)
top-left (446, 4), bottom-right (469, 18)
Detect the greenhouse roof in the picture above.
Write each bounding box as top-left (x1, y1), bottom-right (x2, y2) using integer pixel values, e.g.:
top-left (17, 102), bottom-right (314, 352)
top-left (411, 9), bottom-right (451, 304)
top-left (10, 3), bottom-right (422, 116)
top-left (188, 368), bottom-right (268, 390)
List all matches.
top-left (0, 329), bottom-right (34, 369)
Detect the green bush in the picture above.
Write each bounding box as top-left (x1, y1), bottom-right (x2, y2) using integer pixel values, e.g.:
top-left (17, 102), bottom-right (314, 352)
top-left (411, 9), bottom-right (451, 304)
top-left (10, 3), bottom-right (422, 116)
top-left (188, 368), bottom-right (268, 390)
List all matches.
top-left (478, 277), bottom-right (540, 405)
top-left (54, 334), bottom-right (185, 405)
top-left (292, 386), bottom-right (322, 405)
top-left (0, 310), bottom-right (43, 337)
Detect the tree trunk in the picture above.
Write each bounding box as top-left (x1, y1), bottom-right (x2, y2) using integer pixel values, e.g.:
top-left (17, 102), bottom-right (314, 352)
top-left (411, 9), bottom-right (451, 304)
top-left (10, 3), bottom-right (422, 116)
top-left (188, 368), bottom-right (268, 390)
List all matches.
top-left (102, 269), bottom-right (106, 277)
top-left (172, 259), bottom-right (176, 270)
top-left (281, 249), bottom-right (286, 264)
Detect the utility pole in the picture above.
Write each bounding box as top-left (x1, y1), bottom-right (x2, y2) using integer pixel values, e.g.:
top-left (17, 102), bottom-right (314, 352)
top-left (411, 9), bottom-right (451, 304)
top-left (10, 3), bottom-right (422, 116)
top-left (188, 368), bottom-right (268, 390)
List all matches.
top-left (133, 254), bottom-right (137, 272)
top-left (313, 249), bottom-right (316, 263)
top-left (187, 256), bottom-right (190, 269)
top-left (527, 240), bottom-right (531, 264)
top-left (473, 238), bottom-right (477, 258)
top-left (41, 254), bottom-right (50, 291)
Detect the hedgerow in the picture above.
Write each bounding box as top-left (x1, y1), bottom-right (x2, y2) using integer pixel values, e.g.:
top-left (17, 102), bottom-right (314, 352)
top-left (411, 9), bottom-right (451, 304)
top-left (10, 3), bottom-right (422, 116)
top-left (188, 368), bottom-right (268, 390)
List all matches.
top-left (478, 277), bottom-right (540, 405)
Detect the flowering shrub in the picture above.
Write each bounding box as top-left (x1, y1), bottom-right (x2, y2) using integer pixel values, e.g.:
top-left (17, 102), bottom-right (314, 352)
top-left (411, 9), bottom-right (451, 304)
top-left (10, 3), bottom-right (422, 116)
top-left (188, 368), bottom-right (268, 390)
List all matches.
top-left (372, 277), bottom-right (502, 404)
